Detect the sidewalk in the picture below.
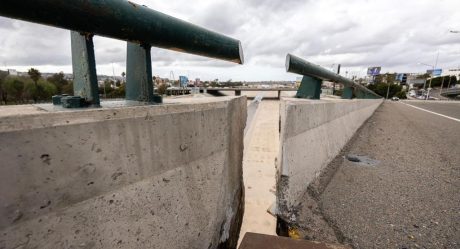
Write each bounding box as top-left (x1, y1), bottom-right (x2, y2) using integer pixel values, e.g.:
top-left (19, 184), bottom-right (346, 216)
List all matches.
top-left (239, 100), bottom-right (279, 239)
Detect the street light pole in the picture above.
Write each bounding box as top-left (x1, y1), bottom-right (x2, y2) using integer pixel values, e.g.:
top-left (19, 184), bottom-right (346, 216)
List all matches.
top-left (440, 76), bottom-right (445, 96)
top-left (428, 51), bottom-right (440, 90)
top-left (386, 83), bottom-right (391, 99)
top-left (418, 62), bottom-right (435, 100)
top-left (447, 75), bottom-right (453, 89)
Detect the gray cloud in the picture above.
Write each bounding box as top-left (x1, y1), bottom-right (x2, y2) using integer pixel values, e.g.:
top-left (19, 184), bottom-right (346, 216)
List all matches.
top-left (0, 0), bottom-right (459, 80)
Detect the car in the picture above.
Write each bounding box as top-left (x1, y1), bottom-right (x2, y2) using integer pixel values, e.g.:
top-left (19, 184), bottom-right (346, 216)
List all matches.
top-left (391, 97), bottom-right (399, 101)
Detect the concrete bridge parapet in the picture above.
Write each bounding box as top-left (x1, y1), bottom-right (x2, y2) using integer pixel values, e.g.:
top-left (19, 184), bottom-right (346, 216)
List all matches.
top-left (0, 96), bottom-right (246, 249)
top-left (276, 98), bottom-right (383, 232)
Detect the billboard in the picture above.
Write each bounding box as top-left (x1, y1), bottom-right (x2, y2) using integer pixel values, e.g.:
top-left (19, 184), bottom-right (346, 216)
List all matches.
top-left (427, 69), bottom-right (442, 76)
top-left (179, 76), bottom-right (188, 87)
top-left (367, 67), bottom-right (381, 76)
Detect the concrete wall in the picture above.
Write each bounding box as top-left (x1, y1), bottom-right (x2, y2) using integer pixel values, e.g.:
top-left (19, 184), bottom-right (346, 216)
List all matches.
top-left (276, 98), bottom-right (383, 221)
top-left (0, 96), bottom-right (246, 249)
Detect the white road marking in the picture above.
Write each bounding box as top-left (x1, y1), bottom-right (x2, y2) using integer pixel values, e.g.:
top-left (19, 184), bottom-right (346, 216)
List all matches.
top-left (402, 102), bottom-right (460, 123)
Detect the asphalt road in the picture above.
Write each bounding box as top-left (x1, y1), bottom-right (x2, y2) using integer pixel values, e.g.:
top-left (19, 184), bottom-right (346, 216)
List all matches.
top-left (318, 101), bottom-right (460, 248)
top-left (403, 101), bottom-right (460, 120)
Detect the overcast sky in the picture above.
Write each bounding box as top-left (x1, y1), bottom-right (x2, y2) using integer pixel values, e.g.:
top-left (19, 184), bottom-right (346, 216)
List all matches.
top-left (1, 0), bottom-right (459, 81)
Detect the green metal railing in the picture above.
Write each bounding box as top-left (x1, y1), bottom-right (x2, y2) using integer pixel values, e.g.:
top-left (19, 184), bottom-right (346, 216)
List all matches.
top-left (0, 0), bottom-right (244, 107)
top-left (285, 54), bottom-right (381, 99)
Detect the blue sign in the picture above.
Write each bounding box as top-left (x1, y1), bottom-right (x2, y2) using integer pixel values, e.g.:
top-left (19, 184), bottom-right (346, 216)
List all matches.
top-left (179, 76), bottom-right (188, 87)
top-left (367, 67), bottom-right (381, 76)
top-left (427, 69), bottom-right (442, 76)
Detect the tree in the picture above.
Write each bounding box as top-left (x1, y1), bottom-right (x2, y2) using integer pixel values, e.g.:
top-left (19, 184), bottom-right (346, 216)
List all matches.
top-left (157, 83), bottom-right (168, 95)
top-left (112, 83), bottom-right (125, 98)
top-left (3, 76), bottom-right (25, 104)
top-left (0, 70), bottom-right (8, 104)
top-left (395, 91), bottom-right (407, 99)
top-left (28, 68), bottom-right (42, 102)
top-left (61, 81), bottom-right (74, 95)
top-left (38, 79), bottom-right (57, 100)
top-left (99, 79), bottom-right (115, 98)
top-left (367, 83), bottom-right (402, 99)
top-left (28, 68), bottom-right (41, 85)
top-left (47, 72), bottom-right (69, 94)
top-left (374, 73), bottom-right (396, 84)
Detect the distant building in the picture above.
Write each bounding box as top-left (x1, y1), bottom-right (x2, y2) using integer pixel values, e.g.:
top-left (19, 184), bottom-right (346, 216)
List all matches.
top-left (7, 69), bottom-right (18, 76)
top-left (407, 74), bottom-right (426, 88)
top-left (396, 73), bottom-right (408, 85)
top-left (179, 76), bottom-right (188, 88)
top-left (441, 68), bottom-right (460, 77)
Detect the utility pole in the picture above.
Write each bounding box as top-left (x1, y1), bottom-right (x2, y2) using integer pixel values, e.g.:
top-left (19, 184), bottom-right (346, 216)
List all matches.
top-left (386, 83), bottom-right (391, 99)
top-left (440, 76), bottom-right (445, 96)
top-left (427, 51), bottom-right (439, 100)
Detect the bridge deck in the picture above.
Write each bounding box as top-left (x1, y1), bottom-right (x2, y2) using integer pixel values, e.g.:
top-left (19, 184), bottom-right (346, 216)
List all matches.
top-left (304, 101), bottom-right (460, 248)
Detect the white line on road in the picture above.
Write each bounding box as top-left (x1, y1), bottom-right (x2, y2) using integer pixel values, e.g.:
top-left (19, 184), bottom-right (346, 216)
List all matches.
top-left (402, 102), bottom-right (460, 123)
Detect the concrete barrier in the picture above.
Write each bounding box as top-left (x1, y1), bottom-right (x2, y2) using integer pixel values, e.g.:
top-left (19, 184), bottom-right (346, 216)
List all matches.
top-left (276, 98), bottom-right (383, 224)
top-left (0, 96), bottom-right (246, 249)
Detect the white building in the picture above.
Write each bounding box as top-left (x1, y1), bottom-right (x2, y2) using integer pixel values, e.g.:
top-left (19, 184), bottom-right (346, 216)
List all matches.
top-left (7, 69), bottom-right (18, 76)
top-left (441, 68), bottom-right (460, 77)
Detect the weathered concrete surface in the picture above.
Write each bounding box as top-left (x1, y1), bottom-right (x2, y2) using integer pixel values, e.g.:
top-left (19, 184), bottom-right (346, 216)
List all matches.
top-left (318, 101), bottom-right (460, 248)
top-left (0, 96), bottom-right (246, 249)
top-left (276, 98), bottom-right (382, 239)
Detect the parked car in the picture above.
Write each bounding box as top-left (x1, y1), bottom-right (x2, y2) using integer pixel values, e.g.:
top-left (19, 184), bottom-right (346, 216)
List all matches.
top-left (391, 97), bottom-right (399, 101)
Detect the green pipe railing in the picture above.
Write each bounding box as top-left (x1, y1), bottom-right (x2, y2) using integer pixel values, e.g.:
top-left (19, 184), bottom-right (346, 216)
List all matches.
top-left (285, 54), bottom-right (381, 99)
top-left (0, 0), bottom-right (244, 107)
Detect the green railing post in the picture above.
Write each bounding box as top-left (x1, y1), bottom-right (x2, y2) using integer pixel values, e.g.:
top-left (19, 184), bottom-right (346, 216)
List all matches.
top-left (355, 90), bottom-right (366, 99)
top-left (126, 42), bottom-right (157, 103)
top-left (0, 0), bottom-right (243, 64)
top-left (1, 1), bottom-right (245, 106)
top-left (70, 31), bottom-right (100, 107)
top-left (296, 76), bottom-right (322, 99)
top-left (285, 54), bottom-right (381, 99)
top-left (342, 87), bottom-right (353, 99)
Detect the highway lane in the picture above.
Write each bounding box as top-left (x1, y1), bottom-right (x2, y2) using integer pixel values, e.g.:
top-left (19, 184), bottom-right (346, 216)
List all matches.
top-left (315, 101), bottom-right (460, 248)
top-left (403, 100), bottom-right (460, 120)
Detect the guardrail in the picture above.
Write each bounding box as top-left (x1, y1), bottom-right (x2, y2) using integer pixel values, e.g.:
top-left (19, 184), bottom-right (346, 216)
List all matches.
top-left (0, 0), bottom-right (244, 107)
top-left (285, 54), bottom-right (381, 99)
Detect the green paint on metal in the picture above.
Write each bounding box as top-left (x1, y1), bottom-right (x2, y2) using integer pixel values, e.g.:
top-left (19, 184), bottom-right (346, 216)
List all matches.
top-left (355, 90), bottom-right (365, 99)
top-left (126, 42), bottom-right (155, 102)
top-left (70, 31), bottom-right (100, 107)
top-left (0, 0), bottom-right (243, 64)
top-left (296, 76), bottom-right (322, 99)
top-left (342, 87), bottom-right (353, 99)
top-left (61, 96), bottom-right (85, 108)
top-left (153, 94), bottom-right (163, 104)
top-left (286, 54), bottom-right (380, 99)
